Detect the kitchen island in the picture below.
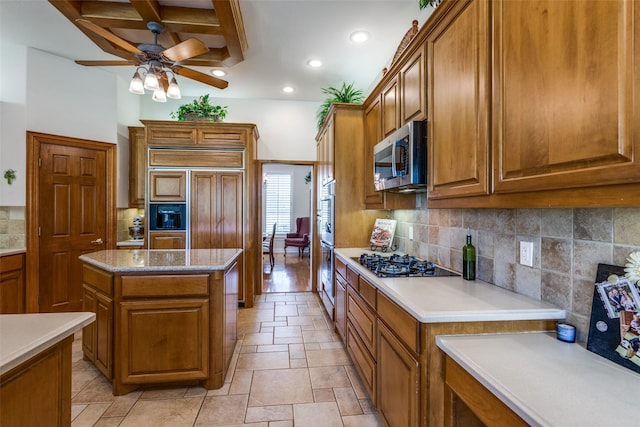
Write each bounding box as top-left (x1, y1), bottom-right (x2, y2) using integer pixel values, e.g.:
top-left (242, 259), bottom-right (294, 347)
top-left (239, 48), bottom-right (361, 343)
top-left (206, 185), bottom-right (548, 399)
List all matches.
top-left (335, 248), bottom-right (566, 427)
top-left (79, 248), bottom-right (241, 395)
top-left (1, 312), bottom-right (95, 426)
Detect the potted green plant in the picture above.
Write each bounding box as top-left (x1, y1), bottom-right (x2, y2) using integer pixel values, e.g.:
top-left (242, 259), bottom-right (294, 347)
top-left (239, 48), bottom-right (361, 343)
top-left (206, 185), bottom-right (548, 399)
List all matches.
top-left (419, 0), bottom-right (442, 9)
top-left (316, 82), bottom-right (364, 129)
top-left (170, 94), bottom-right (228, 122)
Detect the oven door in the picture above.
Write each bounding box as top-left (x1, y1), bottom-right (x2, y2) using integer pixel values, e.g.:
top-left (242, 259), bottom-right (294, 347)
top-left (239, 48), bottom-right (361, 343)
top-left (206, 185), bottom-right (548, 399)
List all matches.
top-left (320, 240), bottom-right (334, 305)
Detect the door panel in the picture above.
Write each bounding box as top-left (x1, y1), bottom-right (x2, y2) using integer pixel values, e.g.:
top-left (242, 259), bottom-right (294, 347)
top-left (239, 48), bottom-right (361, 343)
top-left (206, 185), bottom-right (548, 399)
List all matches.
top-left (39, 143), bottom-right (107, 312)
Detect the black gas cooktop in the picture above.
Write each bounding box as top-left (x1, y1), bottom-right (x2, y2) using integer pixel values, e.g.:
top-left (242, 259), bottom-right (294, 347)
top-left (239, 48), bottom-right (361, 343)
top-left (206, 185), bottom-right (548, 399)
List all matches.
top-left (354, 253), bottom-right (459, 278)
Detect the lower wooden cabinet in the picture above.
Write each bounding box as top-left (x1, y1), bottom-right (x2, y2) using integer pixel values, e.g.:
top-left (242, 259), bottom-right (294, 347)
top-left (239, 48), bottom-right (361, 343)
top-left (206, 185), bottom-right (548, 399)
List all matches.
top-left (148, 231), bottom-right (186, 249)
top-left (82, 265), bottom-right (114, 379)
top-left (335, 274), bottom-right (347, 341)
top-left (377, 320), bottom-right (420, 427)
top-left (0, 253), bottom-right (25, 314)
top-left (346, 322), bottom-right (377, 405)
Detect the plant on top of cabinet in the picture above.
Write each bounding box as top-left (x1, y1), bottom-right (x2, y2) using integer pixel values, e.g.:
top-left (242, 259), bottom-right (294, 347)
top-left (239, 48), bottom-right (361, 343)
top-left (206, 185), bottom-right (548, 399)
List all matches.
top-left (419, 0), bottom-right (441, 8)
top-left (170, 94), bottom-right (228, 122)
top-left (316, 82), bottom-right (364, 129)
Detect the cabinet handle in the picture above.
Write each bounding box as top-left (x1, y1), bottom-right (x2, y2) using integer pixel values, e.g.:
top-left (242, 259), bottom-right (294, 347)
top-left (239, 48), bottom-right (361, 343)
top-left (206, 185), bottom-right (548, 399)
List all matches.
top-left (91, 238), bottom-right (104, 245)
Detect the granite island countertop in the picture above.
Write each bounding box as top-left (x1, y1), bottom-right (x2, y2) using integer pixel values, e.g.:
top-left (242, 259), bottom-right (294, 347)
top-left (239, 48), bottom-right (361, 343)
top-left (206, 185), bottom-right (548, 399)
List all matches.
top-left (436, 332), bottom-right (640, 426)
top-left (0, 312), bottom-right (95, 375)
top-left (336, 248), bottom-right (566, 323)
top-left (79, 248), bottom-right (242, 273)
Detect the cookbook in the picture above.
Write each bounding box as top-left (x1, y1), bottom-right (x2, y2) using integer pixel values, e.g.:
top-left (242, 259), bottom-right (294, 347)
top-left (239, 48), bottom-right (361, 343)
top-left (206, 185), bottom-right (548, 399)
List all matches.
top-left (370, 219), bottom-right (397, 249)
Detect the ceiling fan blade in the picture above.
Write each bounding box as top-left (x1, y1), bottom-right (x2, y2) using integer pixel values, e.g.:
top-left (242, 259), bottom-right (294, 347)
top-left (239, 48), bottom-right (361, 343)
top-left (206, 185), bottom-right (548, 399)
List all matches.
top-left (163, 39), bottom-right (210, 62)
top-left (75, 60), bottom-right (136, 67)
top-left (173, 66), bottom-right (228, 90)
top-left (76, 19), bottom-right (142, 55)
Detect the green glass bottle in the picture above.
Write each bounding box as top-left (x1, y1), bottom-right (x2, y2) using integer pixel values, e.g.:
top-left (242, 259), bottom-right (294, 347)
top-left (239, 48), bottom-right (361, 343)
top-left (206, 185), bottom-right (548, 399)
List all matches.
top-left (463, 228), bottom-right (476, 280)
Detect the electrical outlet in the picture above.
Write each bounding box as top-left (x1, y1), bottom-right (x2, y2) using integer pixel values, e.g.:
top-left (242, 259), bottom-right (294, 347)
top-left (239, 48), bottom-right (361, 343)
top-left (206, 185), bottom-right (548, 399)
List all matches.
top-left (520, 241), bottom-right (534, 267)
top-left (409, 226), bottom-right (414, 240)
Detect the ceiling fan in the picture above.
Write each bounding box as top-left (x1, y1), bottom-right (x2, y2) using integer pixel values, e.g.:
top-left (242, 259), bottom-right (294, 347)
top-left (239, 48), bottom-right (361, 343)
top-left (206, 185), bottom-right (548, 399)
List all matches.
top-left (74, 19), bottom-right (228, 99)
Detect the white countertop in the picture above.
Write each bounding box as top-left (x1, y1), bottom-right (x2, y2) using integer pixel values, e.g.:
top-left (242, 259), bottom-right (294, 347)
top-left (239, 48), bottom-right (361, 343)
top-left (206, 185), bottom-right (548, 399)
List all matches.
top-left (436, 332), bottom-right (640, 427)
top-left (0, 248), bottom-right (26, 256)
top-left (79, 248), bottom-right (242, 272)
top-left (335, 248), bottom-right (566, 323)
top-left (0, 312), bottom-right (95, 375)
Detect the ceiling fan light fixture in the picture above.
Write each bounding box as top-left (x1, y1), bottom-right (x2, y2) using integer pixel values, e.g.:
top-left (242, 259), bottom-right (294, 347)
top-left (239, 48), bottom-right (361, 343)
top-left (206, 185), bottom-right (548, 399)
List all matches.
top-left (143, 70), bottom-right (160, 91)
top-left (152, 89), bottom-right (167, 103)
top-left (128, 70), bottom-right (145, 95)
top-left (167, 76), bottom-right (182, 100)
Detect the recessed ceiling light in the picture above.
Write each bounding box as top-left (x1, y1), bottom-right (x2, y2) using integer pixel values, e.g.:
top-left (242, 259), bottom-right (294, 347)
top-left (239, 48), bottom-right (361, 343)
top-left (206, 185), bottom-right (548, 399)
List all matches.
top-left (307, 59), bottom-right (323, 68)
top-left (211, 69), bottom-right (227, 77)
top-left (350, 30), bottom-right (370, 43)
top-left (282, 86), bottom-right (295, 93)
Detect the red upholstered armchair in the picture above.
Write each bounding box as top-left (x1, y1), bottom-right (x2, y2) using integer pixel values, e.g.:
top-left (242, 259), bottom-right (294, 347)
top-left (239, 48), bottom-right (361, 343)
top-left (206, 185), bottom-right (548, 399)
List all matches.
top-left (284, 217), bottom-right (310, 257)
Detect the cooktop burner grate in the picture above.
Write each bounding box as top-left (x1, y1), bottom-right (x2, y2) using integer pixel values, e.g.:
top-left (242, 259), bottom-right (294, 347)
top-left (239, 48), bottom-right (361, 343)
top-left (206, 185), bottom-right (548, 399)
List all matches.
top-left (356, 253), bottom-right (459, 278)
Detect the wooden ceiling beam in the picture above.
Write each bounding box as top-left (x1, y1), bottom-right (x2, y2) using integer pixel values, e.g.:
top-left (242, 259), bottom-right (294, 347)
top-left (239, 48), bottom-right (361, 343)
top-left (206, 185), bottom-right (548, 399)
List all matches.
top-left (211, 0), bottom-right (246, 63)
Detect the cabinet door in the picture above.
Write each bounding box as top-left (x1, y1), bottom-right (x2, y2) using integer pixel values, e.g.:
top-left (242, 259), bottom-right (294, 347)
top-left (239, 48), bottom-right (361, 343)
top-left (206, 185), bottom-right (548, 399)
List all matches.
top-left (382, 76), bottom-right (400, 137)
top-left (149, 171), bottom-right (186, 202)
top-left (0, 253), bottom-right (25, 314)
top-left (82, 285), bottom-right (96, 361)
top-left (190, 171), bottom-right (242, 250)
top-left (346, 322), bottom-right (376, 404)
top-left (364, 98), bottom-right (385, 208)
top-left (119, 299), bottom-right (209, 384)
top-left (335, 274), bottom-right (347, 341)
top-left (94, 291), bottom-right (113, 378)
top-left (148, 231), bottom-right (186, 249)
top-left (128, 127), bottom-right (146, 208)
top-left (427, 0), bottom-right (490, 199)
top-left (401, 44), bottom-right (426, 123)
top-left (377, 321), bottom-right (420, 427)
top-left (493, 0), bottom-right (640, 193)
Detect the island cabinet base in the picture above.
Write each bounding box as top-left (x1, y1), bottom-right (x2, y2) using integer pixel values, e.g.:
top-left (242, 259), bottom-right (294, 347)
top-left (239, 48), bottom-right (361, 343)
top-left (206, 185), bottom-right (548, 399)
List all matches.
top-left (0, 335), bottom-right (73, 427)
top-left (81, 260), bottom-right (239, 396)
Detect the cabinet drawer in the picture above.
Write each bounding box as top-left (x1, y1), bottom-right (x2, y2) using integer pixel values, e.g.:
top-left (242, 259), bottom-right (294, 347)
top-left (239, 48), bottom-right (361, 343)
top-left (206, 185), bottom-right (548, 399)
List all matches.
top-left (149, 150), bottom-right (243, 168)
top-left (0, 253), bottom-right (23, 273)
top-left (347, 290), bottom-right (376, 355)
top-left (82, 264), bottom-right (113, 296)
top-left (378, 292), bottom-right (419, 354)
top-left (358, 276), bottom-right (377, 309)
top-left (346, 322), bottom-right (377, 404)
top-left (147, 127), bottom-right (197, 145)
top-left (121, 275), bottom-right (209, 298)
top-left (198, 130), bottom-right (246, 148)
top-left (335, 257), bottom-right (347, 280)
top-left (346, 266), bottom-right (359, 289)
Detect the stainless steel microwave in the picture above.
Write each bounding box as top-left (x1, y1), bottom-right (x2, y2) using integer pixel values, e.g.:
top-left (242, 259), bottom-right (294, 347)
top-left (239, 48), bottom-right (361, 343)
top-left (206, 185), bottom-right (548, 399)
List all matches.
top-left (373, 121), bottom-right (427, 193)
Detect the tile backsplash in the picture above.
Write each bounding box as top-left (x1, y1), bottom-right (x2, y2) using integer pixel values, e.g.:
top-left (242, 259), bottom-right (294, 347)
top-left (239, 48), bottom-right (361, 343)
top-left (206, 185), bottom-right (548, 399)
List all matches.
top-left (0, 206), bottom-right (25, 249)
top-left (392, 197), bottom-right (640, 342)
top-left (117, 208), bottom-right (145, 242)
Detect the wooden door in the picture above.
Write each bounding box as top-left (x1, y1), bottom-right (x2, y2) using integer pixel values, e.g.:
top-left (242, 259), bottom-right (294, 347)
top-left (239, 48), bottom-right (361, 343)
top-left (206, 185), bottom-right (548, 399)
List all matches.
top-left (493, 0), bottom-right (640, 193)
top-left (38, 143), bottom-right (107, 312)
top-left (427, 0), bottom-right (490, 199)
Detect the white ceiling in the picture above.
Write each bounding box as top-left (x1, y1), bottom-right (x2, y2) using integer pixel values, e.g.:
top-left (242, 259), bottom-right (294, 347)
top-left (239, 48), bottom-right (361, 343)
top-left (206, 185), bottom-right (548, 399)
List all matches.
top-left (0, 0), bottom-right (434, 101)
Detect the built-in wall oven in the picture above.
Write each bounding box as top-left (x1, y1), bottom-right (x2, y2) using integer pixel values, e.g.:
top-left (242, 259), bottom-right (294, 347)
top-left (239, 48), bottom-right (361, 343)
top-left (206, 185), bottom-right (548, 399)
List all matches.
top-left (319, 180), bottom-right (335, 308)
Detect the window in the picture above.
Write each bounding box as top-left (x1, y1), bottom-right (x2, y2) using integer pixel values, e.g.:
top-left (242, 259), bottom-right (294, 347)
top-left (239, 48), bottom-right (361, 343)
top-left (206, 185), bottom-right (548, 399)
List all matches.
top-left (264, 173), bottom-right (291, 234)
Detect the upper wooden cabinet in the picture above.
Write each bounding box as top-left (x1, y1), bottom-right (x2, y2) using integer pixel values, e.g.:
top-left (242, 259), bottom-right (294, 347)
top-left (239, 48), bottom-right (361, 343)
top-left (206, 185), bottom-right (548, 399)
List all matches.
top-left (381, 76), bottom-right (400, 138)
top-left (427, 0), bottom-right (491, 199)
top-left (492, 0), bottom-right (640, 194)
top-left (149, 171), bottom-right (186, 202)
top-left (142, 120), bottom-right (250, 150)
top-left (128, 127), bottom-right (145, 208)
top-left (400, 44), bottom-right (427, 124)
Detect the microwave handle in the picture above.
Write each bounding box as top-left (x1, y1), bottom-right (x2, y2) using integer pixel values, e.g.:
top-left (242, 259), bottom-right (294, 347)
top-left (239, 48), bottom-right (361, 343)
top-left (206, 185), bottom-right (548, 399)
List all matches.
top-left (391, 143), bottom-right (397, 177)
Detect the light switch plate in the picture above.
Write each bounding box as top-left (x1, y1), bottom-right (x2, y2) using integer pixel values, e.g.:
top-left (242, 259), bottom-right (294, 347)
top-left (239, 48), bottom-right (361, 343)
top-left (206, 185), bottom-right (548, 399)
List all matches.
top-left (409, 226), bottom-right (414, 240)
top-left (520, 241), bottom-right (534, 267)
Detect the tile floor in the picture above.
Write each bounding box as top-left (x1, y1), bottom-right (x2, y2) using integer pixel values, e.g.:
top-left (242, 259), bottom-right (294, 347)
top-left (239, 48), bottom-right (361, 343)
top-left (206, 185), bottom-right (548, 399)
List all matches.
top-left (70, 292), bottom-right (383, 426)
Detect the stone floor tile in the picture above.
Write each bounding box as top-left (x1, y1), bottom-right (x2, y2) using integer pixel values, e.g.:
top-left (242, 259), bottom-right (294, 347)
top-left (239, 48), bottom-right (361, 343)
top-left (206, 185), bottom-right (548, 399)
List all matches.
top-left (289, 358), bottom-right (308, 368)
top-left (273, 326), bottom-right (302, 340)
top-left (248, 368), bottom-right (313, 406)
top-left (241, 345), bottom-right (258, 353)
top-left (140, 386), bottom-right (188, 400)
top-left (334, 386), bottom-right (363, 416)
top-left (342, 413), bottom-right (384, 427)
top-left (313, 388), bottom-right (336, 402)
top-left (274, 305), bottom-right (300, 317)
top-left (72, 375), bottom-right (117, 404)
top-left (302, 329), bottom-right (338, 343)
top-left (286, 316), bottom-right (315, 326)
top-left (288, 343), bottom-right (306, 359)
top-left (309, 366), bottom-right (351, 389)
top-left (206, 382), bottom-right (231, 396)
top-left (195, 394), bottom-right (248, 426)
top-left (243, 332), bottom-right (274, 346)
top-left (102, 391), bottom-right (142, 417)
top-left (306, 348), bottom-right (351, 367)
top-left (345, 365), bottom-right (368, 400)
top-left (273, 336), bottom-right (304, 345)
top-left (244, 404), bottom-right (293, 423)
top-left (229, 369), bottom-right (253, 395)
top-left (256, 344), bottom-right (289, 353)
top-left (236, 351), bottom-right (290, 371)
top-left (71, 403), bottom-right (113, 427)
top-left (268, 421), bottom-right (293, 427)
top-left (292, 402), bottom-right (343, 427)
top-left (185, 386), bottom-right (208, 397)
top-left (93, 417), bottom-right (124, 426)
top-left (119, 397), bottom-right (203, 427)
top-left (359, 398), bottom-right (376, 413)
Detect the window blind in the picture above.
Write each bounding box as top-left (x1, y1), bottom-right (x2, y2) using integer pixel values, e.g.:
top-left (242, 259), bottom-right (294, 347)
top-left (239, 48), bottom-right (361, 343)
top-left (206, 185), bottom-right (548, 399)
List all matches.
top-left (264, 173), bottom-right (292, 234)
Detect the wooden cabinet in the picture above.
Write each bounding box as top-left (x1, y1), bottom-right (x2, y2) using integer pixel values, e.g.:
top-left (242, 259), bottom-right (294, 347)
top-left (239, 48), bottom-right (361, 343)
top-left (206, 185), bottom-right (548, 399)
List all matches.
top-left (400, 44), bottom-right (427, 124)
top-left (144, 122), bottom-right (247, 150)
top-left (128, 126), bottom-right (146, 208)
top-left (0, 253), bottom-right (25, 314)
top-left (81, 264), bottom-right (114, 379)
top-left (382, 76), bottom-right (400, 138)
top-left (149, 170), bottom-right (186, 202)
top-left (148, 231), bottom-right (186, 249)
top-left (316, 115), bottom-right (334, 186)
top-left (335, 273), bottom-right (347, 341)
top-left (190, 171), bottom-right (243, 250)
top-left (492, 0), bottom-right (640, 194)
top-left (427, 0), bottom-right (491, 200)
